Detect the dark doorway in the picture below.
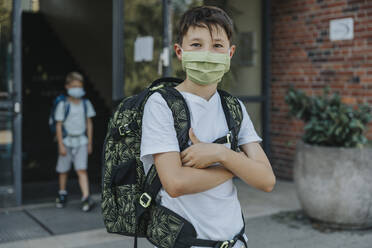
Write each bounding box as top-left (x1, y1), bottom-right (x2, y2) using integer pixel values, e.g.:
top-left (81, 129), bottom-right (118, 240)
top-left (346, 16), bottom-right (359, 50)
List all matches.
top-left (21, 2), bottom-right (112, 203)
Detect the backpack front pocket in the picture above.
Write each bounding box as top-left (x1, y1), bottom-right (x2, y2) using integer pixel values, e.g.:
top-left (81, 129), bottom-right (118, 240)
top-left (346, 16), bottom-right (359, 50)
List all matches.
top-left (114, 184), bottom-right (145, 235)
top-left (110, 159), bottom-right (137, 186)
top-left (103, 159), bottom-right (147, 236)
top-left (147, 205), bottom-right (197, 248)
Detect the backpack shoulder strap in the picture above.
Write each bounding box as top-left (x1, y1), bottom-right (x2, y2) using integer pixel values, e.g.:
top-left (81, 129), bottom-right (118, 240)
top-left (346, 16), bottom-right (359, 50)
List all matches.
top-left (54, 97), bottom-right (69, 137)
top-left (63, 100), bottom-right (70, 121)
top-left (155, 86), bottom-right (191, 151)
top-left (54, 94), bottom-right (69, 122)
top-left (148, 77), bottom-right (183, 89)
top-left (82, 98), bottom-right (88, 118)
top-left (135, 83), bottom-right (191, 240)
top-left (217, 89), bottom-right (243, 151)
top-left (141, 85), bottom-right (191, 195)
top-left (136, 83), bottom-right (189, 202)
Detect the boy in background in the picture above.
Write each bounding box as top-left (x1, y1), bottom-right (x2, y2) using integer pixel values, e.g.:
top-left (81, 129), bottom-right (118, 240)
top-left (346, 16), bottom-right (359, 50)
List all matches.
top-left (55, 72), bottom-right (96, 212)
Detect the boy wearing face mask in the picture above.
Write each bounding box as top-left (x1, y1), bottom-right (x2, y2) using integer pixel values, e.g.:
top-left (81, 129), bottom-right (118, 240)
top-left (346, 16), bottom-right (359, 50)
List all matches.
top-left (140, 6), bottom-right (275, 248)
top-left (55, 72), bottom-right (96, 212)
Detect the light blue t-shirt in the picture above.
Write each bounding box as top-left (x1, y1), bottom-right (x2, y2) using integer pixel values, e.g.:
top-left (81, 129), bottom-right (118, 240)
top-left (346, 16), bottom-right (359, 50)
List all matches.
top-left (55, 99), bottom-right (96, 148)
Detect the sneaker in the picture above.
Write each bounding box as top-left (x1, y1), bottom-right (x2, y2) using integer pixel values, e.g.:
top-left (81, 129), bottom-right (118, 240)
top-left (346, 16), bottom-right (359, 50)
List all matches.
top-left (81, 196), bottom-right (94, 212)
top-left (56, 192), bottom-right (68, 208)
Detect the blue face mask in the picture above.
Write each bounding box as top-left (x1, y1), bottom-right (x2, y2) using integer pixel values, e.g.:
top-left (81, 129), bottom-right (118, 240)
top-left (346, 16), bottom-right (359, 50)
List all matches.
top-left (67, 87), bottom-right (85, 98)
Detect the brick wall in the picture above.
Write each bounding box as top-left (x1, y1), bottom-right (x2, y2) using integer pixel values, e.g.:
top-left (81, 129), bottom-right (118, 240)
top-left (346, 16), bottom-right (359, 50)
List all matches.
top-left (270, 0), bottom-right (372, 180)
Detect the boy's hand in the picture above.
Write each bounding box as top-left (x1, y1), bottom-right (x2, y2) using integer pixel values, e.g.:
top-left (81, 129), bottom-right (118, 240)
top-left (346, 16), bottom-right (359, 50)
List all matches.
top-left (180, 128), bottom-right (224, 169)
top-left (88, 142), bottom-right (93, 155)
top-left (59, 144), bottom-right (67, 156)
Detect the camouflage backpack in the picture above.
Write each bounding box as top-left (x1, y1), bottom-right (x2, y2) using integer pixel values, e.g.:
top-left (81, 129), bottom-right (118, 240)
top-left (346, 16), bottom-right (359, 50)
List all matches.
top-left (102, 77), bottom-right (248, 248)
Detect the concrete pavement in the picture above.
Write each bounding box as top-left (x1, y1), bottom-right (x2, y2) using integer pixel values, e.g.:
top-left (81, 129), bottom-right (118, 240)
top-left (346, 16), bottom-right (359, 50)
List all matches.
top-left (1, 179), bottom-right (372, 248)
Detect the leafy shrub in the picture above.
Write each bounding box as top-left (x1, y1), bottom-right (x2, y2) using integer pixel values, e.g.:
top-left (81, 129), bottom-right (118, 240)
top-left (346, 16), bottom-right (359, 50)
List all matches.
top-left (285, 86), bottom-right (372, 148)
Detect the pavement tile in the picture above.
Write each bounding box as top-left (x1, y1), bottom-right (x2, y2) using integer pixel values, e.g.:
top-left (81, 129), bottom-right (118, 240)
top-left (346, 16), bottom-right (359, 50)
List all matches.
top-left (26, 201), bottom-right (104, 235)
top-left (245, 211), bottom-right (372, 248)
top-left (0, 211), bottom-right (50, 244)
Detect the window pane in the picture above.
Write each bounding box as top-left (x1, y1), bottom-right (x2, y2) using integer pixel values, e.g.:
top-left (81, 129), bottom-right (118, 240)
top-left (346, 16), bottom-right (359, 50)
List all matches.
top-left (0, 0), bottom-right (13, 94)
top-left (0, 112), bottom-right (13, 186)
top-left (210, 0), bottom-right (262, 97)
top-left (0, 0), bottom-right (13, 186)
top-left (171, 0), bottom-right (203, 79)
top-left (123, 0), bottom-right (204, 96)
top-left (123, 0), bottom-right (162, 97)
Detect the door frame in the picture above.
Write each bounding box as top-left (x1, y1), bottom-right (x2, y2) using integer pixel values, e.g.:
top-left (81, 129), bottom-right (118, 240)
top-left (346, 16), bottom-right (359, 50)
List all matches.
top-left (12, 0), bottom-right (22, 205)
top-left (112, 0), bottom-right (124, 104)
top-left (262, 0), bottom-right (271, 159)
top-left (235, 0), bottom-right (271, 159)
top-left (11, 0), bottom-right (125, 205)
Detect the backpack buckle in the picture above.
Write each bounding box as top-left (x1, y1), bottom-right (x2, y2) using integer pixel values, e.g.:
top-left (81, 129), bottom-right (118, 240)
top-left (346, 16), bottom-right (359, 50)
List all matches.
top-left (139, 193), bottom-right (152, 208)
top-left (220, 240), bottom-right (234, 248)
top-left (226, 131), bottom-right (232, 144)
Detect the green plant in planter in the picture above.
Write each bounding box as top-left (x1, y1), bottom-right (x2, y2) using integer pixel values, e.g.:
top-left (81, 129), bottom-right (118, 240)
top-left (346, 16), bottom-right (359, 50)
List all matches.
top-left (285, 85), bottom-right (372, 148)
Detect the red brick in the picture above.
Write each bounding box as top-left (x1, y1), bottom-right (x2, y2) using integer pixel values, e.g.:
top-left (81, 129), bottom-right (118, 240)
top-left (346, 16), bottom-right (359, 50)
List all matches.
top-left (270, 0), bottom-right (372, 180)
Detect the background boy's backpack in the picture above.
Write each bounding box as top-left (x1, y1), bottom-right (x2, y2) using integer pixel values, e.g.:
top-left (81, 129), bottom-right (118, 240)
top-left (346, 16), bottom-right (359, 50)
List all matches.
top-left (101, 78), bottom-right (247, 248)
top-left (49, 94), bottom-right (88, 137)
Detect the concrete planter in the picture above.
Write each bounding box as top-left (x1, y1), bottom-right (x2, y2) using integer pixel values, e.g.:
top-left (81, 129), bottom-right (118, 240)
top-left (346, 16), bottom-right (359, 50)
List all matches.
top-left (294, 140), bottom-right (372, 229)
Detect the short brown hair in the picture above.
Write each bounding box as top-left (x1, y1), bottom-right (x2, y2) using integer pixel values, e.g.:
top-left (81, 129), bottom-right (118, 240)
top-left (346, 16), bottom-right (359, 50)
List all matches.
top-left (65, 72), bottom-right (84, 85)
top-left (177, 6), bottom-right (233, 45)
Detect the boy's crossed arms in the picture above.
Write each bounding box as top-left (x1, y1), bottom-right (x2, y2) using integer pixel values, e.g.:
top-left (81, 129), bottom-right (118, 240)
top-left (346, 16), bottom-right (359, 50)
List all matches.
top-left (154, 128), bottom-right (275, 198)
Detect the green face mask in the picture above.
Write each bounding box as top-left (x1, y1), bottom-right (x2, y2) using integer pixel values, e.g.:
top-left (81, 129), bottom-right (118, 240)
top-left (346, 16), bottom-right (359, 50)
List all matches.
top-left (181, 49), bottom-right (231, 85)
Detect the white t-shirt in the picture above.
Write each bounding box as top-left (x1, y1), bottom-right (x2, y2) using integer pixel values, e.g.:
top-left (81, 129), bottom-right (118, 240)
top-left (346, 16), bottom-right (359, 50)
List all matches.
top-left (55, 99), bottom-right (96, 148)
top-left (140, 90), bottom-right (262, 248)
